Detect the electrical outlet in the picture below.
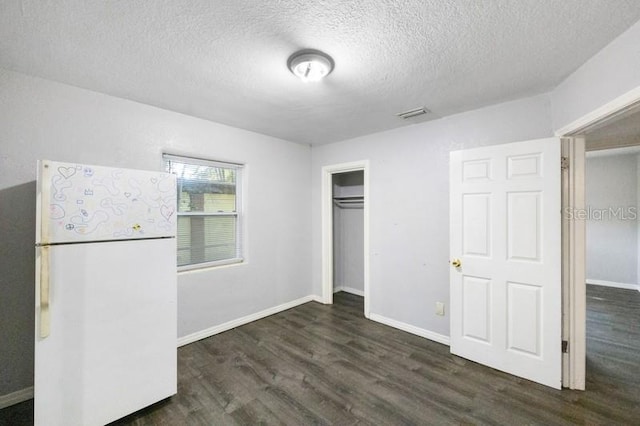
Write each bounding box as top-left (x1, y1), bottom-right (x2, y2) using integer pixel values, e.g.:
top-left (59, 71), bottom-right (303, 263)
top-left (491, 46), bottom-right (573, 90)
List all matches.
top-left (436, 302), bottom-right (445, 316)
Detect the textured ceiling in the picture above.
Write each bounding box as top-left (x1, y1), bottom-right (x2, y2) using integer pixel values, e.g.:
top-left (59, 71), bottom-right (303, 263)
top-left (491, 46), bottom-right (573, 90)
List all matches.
top-left (1, 1), bottom-right (640, 145)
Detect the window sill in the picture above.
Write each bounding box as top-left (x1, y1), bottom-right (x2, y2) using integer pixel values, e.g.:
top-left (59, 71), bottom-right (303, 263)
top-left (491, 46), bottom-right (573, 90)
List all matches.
top-left (177, 258), bottom-right (245, 274)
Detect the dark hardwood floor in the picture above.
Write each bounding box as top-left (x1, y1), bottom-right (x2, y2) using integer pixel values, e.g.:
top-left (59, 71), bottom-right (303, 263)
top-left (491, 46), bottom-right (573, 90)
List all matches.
top-left (2, 286), bottom-right (639, 425)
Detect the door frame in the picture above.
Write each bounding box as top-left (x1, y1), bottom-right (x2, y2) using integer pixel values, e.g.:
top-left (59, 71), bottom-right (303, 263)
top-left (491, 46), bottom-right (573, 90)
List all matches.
top-left (560, 136), bottom-right (586, 390)
top-left (321, 160), bottom-right (370, 317)
top-left (556, 85), bottom-right (640, 390)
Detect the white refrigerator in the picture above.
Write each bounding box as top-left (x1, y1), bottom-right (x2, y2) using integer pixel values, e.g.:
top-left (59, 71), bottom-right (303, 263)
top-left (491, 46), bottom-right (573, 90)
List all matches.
top-left (34, 160), bottom-right (178, 426)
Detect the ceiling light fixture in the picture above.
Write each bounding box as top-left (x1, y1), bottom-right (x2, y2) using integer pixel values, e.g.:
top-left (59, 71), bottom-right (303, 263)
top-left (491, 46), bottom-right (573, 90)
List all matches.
top-left (288, 49), bottom-right (334, 83)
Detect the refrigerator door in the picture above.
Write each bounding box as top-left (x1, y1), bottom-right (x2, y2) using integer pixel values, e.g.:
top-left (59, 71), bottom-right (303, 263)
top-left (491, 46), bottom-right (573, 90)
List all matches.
top-left (35, 238), bottom-right (177, 426)
top-left (37, 160), bottom-right (176, 245)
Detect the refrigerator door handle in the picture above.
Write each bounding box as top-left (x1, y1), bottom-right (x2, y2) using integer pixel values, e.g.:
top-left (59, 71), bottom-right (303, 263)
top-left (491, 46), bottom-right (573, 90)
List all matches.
top-left (40, 246), bottom-right (51, 338)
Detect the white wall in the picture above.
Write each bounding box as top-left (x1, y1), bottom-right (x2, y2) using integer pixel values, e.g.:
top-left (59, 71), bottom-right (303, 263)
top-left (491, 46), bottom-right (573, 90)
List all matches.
top-left (0, 68), bottom-right (312, 397)
top-left (551, 19), bottom-right (640, 131)
top-left (333, 207), bottom-right (365, 293)
top-left (311, 93), bottom-right (553, 338)
top-left (585, 153), bottom-right (638, 285)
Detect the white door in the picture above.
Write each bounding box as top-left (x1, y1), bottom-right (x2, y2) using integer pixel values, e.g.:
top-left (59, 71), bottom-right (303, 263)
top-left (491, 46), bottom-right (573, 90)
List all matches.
top-left (449, 137), bottom-right (562, 389)
top-left (35, 238), bottom-right (177, 426)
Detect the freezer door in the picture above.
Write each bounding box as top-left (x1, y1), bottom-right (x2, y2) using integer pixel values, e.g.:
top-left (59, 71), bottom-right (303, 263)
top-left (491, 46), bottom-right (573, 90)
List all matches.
top-left (37, 160), bottom-right (176, 244)
top-left (35, 238), bottom-right (177, 426)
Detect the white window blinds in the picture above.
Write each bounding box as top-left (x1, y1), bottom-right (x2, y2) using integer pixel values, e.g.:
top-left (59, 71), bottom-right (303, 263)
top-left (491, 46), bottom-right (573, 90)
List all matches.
top-left (163, 154), bottom-right (243, 270)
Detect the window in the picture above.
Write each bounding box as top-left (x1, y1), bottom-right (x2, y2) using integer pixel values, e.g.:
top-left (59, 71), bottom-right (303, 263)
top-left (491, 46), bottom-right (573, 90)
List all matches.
top-left (163, 154), bottom-right (243, 270)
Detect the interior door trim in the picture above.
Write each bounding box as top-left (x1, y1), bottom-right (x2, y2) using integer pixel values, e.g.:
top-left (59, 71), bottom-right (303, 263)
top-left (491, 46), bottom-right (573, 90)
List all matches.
top-left (320, 160), bottom-right (370, 318)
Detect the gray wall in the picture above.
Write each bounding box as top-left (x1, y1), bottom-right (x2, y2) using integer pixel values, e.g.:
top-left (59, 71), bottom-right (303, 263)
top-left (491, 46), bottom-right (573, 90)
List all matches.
top-left (551, 19), bottom-right (640, 131)
top-left (312, 93), bottom-right (553, 337)
top-left (0, 68), bottom-right (312, 397)
top-left (585, 153), bottom-right (638, 284)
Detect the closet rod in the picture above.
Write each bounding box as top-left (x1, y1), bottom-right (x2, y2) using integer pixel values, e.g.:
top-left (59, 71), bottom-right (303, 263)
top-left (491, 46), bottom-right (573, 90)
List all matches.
top-left (333, 200), bottom-right (364, 209)
top-left (332, 195), bottom-right (364, 200)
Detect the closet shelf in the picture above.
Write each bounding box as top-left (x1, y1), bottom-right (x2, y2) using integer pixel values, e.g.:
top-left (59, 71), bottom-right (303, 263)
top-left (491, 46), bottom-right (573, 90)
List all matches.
top-left (333, 195), bottom-right (364, 209)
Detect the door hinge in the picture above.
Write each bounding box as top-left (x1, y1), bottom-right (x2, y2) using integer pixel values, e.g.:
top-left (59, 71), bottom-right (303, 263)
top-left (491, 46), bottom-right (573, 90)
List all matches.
top-left (562, 340), bottom-right (569, 353)
top-left (561, 157), bottom-right (569, 170)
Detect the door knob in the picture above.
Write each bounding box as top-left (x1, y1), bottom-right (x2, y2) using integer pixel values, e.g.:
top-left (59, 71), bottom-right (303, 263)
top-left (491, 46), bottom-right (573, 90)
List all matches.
top-left (451, 258), bottom-right (462, 268)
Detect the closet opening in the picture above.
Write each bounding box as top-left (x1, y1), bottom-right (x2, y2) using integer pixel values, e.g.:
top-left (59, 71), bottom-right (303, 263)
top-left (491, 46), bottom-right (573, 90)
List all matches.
top-left (320, 160), bottom-right (370, 317)
top-left (332, 171), bottom-right (365, 303)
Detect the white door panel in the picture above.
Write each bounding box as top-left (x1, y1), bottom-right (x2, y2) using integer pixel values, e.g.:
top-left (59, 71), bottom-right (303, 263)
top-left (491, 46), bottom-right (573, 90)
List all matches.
top-left (450, 137), bottom-right (561, 389)
top-left (462, 193), bottom-right (491, 257)
top-left (461, 276), bottom-right (491, 342)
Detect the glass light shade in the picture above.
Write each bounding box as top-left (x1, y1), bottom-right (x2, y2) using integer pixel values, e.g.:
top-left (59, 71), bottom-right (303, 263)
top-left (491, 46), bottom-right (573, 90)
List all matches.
top-left (288, 51), bottom-right (333, 82)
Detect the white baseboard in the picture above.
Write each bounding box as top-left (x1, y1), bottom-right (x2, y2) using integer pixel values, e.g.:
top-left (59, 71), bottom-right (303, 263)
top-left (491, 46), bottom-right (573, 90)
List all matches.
top-left (586, 279), bottom-right (640, 292)
top-left (0, 386), bottom-right (33, 409)
top-left (368, 313), bottom-right (450, 346)
top-left (333, 286), bottom-right (365, 297)
top-left (310, 295), bottom-right (325, 303)
top-left (177, 295), bottom-right (317, 347)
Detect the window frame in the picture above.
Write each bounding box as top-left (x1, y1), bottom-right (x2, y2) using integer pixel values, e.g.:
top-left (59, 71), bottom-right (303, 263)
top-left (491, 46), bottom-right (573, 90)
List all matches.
top-left (163, 153), bottom-right (244, 271)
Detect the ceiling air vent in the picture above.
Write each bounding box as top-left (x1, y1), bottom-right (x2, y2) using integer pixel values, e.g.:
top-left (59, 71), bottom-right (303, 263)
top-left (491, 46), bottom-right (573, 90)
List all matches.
top-left (396, 107), bottom-right (430, 120)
